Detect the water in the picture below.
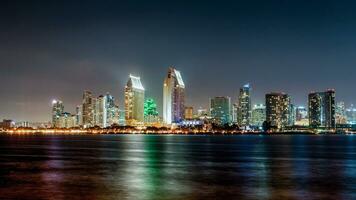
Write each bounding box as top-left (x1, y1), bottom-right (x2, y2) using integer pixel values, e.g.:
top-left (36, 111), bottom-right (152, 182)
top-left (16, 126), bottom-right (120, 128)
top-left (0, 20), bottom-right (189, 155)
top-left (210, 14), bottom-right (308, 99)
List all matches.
top-left (0, 135), bottom-right (355, 200)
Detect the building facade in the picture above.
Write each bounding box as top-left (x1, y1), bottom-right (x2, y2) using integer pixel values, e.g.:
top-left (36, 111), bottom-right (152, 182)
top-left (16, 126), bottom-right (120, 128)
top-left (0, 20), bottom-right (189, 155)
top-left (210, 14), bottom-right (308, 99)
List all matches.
top-left (265, 93), bottom-right (290, 130)
top-left (52, 99), bottom-right (64, 127)
top-left (251, 104), bottom-right (266, 127)
top-left (308, 90), bottom-right (336, 129)
top-left (163, 67), bottom-right (185, 125)
top-left (237, 84), bottom-right (251, 127)
top-left (125, 75), bottom-right (145, 126)
top-left (184, 106), bottom-right (193, 120)
top-left (82, 90), bottom-right (94, 128)
top-left (210, 96), bottom-right (231, 125)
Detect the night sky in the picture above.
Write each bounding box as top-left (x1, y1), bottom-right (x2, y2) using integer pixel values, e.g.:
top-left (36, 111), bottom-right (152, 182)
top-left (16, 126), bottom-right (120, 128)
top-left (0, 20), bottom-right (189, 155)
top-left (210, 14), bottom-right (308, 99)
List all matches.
top-left (1, 0), bottom-right (356, 122)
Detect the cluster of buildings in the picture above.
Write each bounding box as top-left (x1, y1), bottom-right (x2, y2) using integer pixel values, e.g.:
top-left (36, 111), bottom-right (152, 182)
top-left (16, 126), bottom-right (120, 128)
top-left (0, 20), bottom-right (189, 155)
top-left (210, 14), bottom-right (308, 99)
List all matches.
top-left (3, 66), bottom-right (355, 132)
top-left (51, 67), bottom-right (186, 129)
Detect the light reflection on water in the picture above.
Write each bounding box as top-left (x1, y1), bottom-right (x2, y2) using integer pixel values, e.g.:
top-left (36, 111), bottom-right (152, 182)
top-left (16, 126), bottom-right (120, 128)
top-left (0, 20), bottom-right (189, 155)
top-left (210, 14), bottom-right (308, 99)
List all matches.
top-left (0, 135), bottom-right (356, 200)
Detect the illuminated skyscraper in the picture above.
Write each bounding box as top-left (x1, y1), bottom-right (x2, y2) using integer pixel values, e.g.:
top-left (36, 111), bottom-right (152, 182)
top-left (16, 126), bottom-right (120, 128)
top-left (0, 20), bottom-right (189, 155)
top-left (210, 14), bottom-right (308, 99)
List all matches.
top-left (210, 96), bottom-right (231, 125)
top-left (346, 104), bottom-right (356, 124)
top-left (251, 104), bottom-right (266, 127)
top-left (82, 90), bottom-right (94, 128)
top-left (289, 104), bottom-right (296, 126)
top-left (94, 95), bottom-right (107, 128)
top-left (163, 67), bottom-right (185, 125)
top-left (125, 75), bottom-right (145, 126)
top-left (52, 99), bottom-right (64, 127)
top-left (105, 93), bottom-right (119, 126)
top-left (336, 101), bottom-right (347, 124)
top-left (308, 89), bottom-right (335, 129)
top-left (265, 92), bottom-right (290, 130)
top-left (75, 105), bottom-right (83, 127)
top-left (237, 84), bottom-right (251, 127)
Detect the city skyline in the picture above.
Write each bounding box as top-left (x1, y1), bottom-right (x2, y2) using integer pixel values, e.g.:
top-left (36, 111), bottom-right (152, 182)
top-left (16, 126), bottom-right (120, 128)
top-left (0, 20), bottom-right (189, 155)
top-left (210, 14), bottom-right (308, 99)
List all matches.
top-left (2, 0), bottom-right (356, 121)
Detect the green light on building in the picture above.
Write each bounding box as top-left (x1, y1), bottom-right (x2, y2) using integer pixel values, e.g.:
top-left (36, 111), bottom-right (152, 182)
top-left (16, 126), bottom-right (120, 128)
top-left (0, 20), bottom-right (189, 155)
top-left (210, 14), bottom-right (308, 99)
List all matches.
top-left (144, 98), bottom-right (158, 116)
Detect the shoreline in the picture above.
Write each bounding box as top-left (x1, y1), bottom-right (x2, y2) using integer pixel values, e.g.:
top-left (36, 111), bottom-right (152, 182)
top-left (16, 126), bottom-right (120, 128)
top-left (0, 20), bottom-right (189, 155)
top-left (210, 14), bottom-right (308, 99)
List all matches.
top-left (0, 130), bottom-right (354, 136)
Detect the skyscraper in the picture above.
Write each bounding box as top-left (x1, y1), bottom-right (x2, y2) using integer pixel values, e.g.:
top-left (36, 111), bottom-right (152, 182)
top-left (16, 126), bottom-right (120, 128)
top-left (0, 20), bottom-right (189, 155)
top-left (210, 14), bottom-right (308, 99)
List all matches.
top-left (308, 89), bottom-right (336, 129)
top-left (52, 99), bottom-right (64, 127)
top-left (82, 90), bottom-right (94, 128)
top-left (210, 96), bottom-right (231, 125)
top-left (163, 67), bottom-right (185, 125)
top-left (125, 75), bottom-right (145, 126)
top-left (75, 105), bottom-right (83, 127)
top-left (94, 95), bottom-right (107, 128)
top-left (335, 101), bottom-right (347, 124)
top-left (289, 104), bottom-right (296, 126)
top-left (346, 104), bottom-right (356, 124)
top-left (237, 84), bottom-right (251, 127)
top-left (105, 93), bottom-right (119, 126)
top-left (251, 104), bottom-right (266, 127)
top-left (265, 92), bottom-right (290, 130)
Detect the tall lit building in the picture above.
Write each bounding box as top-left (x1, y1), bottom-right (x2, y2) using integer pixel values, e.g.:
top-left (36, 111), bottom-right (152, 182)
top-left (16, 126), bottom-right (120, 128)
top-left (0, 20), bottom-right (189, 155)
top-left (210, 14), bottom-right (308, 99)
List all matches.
top-left (232, 103), bottom-right (238, 123)
top-left (125, 75), bottom-right (145, 126)
top-left (346, 104), bottom-right (356, 124)
top-left (163, 67), bottom-right (185, 125)
top-left (106, 93), bottom-right (119, 126)
top-left (265, 92), bottom-right (290, 130)
top-left (336, 101), bottom-right (347, 124)
top-left (52, 99), bottom-right (64, 127)
top-left (75, 105), bottom-right (83, 127)
top-left (251, 104), bottom-right (266, 127)
top-left (94, 95), bottom-right (107, 128)
top-left (210, 96), bottom-right (231, 125)
top-left (58, 112), bottom-right (76, 128)
top-left (289, 104), bottom-right (296, 126)
top-left (82, 90), bottom-right (94, 128)
top-left (184, 106), bottom-right (193, 120)
top-left (308, 90), bottom-right (335, 129)
top-left (237, 84), bottom-right (251, 127)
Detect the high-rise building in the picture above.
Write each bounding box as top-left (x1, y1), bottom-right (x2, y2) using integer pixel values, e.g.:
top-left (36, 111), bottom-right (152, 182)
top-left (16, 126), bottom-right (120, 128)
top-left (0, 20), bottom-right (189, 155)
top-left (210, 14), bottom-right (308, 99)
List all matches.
top-left (82, 90), bottom-right (94, 128)
top-left (308, 90), bottom-right (335, 129)
top-left (289, 104), bottom-right (296, 126)
top-left (163, 67), bottom-right (185, 125)
top-left (346, 104), bottom-right (356, 125)
top-left (94, 95), bottom-right (107, 128)
top-left (105, 93), bottom-right (119, 126)
top-left (251, 104), bottom-right (266, 127)
top-left (210, 96), bottom-right (231, 125)
top-left (336, 101), bottom-right (347, 124)
top-left (125, 75), bottom-right (145, 126)
top-left (184, 106), bottom-right (193, 120)
top-left (237, 84), bottom-right (251, 127)
top-left (265, 92), bottom-right (290, 130)
top-left (58, 112), bottom-right (76, 128)
top-left (75, 105), bottom-right (83, 127)
top-left (232, 103), bottom-right (238, 123)
top-left (52, 99), bottom-right (64, 127)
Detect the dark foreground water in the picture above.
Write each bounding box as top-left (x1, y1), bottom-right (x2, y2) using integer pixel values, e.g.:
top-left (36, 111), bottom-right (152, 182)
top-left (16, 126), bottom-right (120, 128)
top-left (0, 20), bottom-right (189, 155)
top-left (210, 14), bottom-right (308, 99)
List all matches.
top-left (0, 135), bottom-right (356, 200)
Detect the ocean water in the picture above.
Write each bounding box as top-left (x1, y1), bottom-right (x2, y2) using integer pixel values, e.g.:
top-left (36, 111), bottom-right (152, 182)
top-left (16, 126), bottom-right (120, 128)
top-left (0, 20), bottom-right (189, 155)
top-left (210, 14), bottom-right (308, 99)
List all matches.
top-left (0, 134), bottom-right (355, 200)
